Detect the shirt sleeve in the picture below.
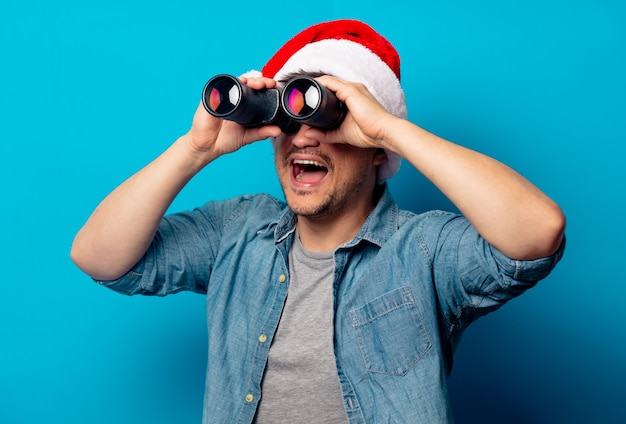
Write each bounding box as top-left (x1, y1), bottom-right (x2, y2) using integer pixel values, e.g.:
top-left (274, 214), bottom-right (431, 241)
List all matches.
top-left (95, 197), bottom-right (247, 296)
top-left (426, 212), bottom-right (565, 339)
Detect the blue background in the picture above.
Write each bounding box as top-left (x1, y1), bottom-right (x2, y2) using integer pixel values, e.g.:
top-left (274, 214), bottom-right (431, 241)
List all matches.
top-left (1, 0), bottom-right (624, 422)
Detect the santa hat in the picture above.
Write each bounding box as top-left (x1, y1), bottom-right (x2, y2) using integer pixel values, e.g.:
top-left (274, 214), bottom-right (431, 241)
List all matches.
top-left (248, 19), bottom-right (407, 183)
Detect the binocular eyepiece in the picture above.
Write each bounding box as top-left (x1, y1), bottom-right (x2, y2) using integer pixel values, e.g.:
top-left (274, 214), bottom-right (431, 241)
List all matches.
top-left (202, 74), bottom-right (347, 134)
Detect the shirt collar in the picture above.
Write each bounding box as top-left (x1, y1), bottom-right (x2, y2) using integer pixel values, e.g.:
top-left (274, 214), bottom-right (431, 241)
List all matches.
top-left (266, 184), bottom-right (399, 248)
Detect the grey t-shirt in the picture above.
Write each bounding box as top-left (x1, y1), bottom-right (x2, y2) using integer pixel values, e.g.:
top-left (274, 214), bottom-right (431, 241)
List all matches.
top-left (253, 233), bottom-right (348, 423)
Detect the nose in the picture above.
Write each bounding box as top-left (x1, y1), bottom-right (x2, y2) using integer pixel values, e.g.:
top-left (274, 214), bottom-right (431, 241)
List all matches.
top-left (290, 124), bottom-right (320, 149)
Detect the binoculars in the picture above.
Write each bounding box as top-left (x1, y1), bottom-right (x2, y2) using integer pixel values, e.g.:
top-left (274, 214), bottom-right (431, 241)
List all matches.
top-left (202, 74), bottom-right (347, 134)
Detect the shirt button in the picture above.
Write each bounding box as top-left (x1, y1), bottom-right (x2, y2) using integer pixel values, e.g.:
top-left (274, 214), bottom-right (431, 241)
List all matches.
top-left (245, 394), bottom-right (254, 403)
top-left (259, 333), bottom-right (267, 343)
top-left (278, 274), bottom-right (286, 283)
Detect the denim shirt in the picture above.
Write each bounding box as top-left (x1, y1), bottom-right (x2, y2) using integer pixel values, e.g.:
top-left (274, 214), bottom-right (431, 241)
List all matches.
top-left (99, 187), bottom-right (564, 423)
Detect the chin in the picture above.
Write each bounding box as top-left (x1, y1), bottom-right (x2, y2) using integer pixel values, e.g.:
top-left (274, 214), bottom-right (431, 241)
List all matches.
top-left (283, 192), bottom-right (321, 216)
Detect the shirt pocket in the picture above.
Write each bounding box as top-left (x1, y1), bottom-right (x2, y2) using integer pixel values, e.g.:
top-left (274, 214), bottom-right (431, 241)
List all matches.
top-left (350, 286), bottom-right (431, 376)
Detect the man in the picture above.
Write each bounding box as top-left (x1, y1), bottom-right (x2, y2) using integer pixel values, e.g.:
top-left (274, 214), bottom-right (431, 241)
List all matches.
top-left (71, 19), bottom-right (565, 423)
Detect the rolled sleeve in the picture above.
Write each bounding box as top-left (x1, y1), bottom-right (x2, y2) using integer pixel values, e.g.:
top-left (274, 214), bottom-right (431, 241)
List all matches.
top-left (491, 235), bottom-right (566, 283)
top-left (427, 212), bottom-right (566, 335)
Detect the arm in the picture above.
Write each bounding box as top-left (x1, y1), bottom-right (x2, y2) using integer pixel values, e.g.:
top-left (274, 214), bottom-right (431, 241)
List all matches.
top-left (70, 78), bottom-right (282, 281)
top-left (309, 76), bottom-right (565, 260)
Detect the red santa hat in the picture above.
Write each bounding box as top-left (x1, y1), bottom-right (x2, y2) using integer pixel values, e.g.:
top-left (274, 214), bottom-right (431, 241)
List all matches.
top-left (247, 19), bottom-right (407, 183)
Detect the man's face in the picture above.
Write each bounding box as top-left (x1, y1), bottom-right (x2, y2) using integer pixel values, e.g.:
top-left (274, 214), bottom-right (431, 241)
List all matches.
top-left (273, 126), bottom-right (386, 219)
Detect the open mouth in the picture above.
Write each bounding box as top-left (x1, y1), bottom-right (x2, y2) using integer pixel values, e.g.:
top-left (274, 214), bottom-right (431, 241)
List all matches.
top-left (292, 159), bottom-right (328, 184)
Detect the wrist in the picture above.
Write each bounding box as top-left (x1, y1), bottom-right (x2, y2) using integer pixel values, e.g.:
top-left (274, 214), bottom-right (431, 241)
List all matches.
top-left (175, 133), bottom-right (220, 174)
top-left (377, 115), bottom-right (410, 154)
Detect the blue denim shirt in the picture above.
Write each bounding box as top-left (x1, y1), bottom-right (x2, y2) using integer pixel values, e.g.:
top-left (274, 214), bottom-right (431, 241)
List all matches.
top-left (99, 187), bottom-right (564, 423)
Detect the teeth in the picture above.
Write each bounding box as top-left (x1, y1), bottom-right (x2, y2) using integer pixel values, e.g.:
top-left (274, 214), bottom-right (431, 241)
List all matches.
top-left (293, 159), bottom-right (324, 168)
top-left (295, 171), bottom-right (303, 182)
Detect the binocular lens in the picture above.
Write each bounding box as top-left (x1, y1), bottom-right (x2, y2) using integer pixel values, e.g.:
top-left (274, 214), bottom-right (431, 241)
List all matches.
top-left (286, 84), bottom-right (320, 117)
top-left (281, 77), bottom-right (346, 130)
top-left (204, 77), bottom-right (241, 116)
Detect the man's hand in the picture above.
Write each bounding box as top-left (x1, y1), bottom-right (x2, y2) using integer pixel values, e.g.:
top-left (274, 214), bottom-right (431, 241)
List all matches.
top-left (300, 75), bottom-right (401, 151)
top-left (183, 76), bottom-right (283, 166)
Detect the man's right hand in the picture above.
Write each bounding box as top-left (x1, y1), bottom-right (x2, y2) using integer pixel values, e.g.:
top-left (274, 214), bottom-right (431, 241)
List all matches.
top-left (183, 76), bottom-right (283, 167)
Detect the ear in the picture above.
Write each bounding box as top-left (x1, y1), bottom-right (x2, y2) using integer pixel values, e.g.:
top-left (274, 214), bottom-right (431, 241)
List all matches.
top-left (373, 148), bottom-right (388, 166)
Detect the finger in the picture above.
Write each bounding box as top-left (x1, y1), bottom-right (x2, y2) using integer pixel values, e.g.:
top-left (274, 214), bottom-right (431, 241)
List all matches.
top-left (245, 125), bottom-right (282, 143)
top-left (317, 75), bottom-right (375, 106)
top-left (242, 76), bottom-right (278, 90)
top-left (302, 127), bottom-right (341, 146)
top-left (316, 74), bottom-right (344, 86)
top-left (314, 75), bottom-right (343, 96)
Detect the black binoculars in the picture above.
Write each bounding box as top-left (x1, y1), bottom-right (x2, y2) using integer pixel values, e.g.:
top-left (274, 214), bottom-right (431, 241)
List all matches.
top-left (202, 74), bottom-right (347, 134)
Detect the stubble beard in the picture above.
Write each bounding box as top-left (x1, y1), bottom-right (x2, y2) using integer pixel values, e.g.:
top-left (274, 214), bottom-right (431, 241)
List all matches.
top-left (281, 166), bottom-right (371, 219)
top-left (277, 146), bottom-right (374, 219)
